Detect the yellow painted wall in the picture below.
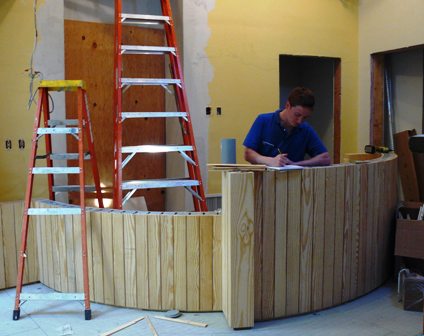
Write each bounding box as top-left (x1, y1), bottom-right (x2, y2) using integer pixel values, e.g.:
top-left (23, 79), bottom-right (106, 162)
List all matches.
top-left (0, 1), bottom-right (46, 201)
top-left (206, 0), bottom-right (358, 193)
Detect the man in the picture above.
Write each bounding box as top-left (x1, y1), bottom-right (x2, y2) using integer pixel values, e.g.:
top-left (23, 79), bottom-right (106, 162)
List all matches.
top-left (243, 87), bottom-right (331, 167)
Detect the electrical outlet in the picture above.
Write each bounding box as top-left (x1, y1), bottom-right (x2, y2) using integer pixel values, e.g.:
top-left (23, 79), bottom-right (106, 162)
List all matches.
top-left (5, 139), bottom-right (12, 150)
top-left (18, 139), bottom-right (25, 150)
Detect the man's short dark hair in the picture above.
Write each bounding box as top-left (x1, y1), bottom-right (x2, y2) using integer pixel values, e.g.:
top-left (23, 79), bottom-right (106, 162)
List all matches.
top-left (288, 87), bottom-right (315, 108)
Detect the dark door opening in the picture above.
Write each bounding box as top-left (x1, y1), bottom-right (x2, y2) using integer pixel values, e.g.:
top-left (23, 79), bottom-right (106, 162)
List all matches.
top-left (280, 55), bottom-right (341, 163)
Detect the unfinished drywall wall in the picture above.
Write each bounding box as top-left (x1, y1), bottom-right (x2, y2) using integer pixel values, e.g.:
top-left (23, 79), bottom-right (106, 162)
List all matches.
top-left (358, 0), bottom-right (424, 150)
top-left (0, 0), bottom-right (64, 201)
top-left (206, 0), bottom-right (359, 193)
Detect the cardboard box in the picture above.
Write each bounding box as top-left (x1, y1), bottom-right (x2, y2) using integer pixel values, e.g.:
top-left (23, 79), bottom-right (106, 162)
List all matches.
top-left (395, 202), bottom-right (424, 259)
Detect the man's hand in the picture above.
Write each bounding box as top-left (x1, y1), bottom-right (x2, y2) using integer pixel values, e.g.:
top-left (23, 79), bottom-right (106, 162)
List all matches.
top-left (244, 147), bottom-right (295, 166)
top-left (269, 153), bottom-right (293, 167)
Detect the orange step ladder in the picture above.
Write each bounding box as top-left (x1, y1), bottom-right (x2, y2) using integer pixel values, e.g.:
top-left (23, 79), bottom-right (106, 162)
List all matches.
top-left (13, 80), bottom-right (103, 321)
top-left (113, 0), bottom-right (207, 211)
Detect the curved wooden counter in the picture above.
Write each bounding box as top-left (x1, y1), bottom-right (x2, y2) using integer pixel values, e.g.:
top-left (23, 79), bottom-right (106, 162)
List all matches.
top-left (0, 154), bottom-right (397, 329)
top-left (251, 154), bottom-right (397, 321)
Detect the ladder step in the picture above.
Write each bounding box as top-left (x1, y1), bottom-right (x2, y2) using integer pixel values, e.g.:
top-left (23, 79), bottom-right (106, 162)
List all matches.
top-left (121, 13), bottom-right (170, 25)
top-left (48, 119), bottom-right (79, 127)
top-left (20, 292), bottom-right (85, 301)
top-left (50, 152), bottom-right (91, 160)
top-left (122, 178), bottom-right (200, 190)
top-left (121, 45), bottom-right (176, 55)
top-left (121, 112), bottom-right (187, 120)
top-left (32, 167), bottom-right (80, 174)
top-left (122, 145), bottom-right (193, 154)
top-left (28, 208), bottom-right (82, 215)
top-left (121, 78), bottom-right (181, 87)
top-left (37, 127), bottom-right (79, 135)
top-left (52, 185), bottom-right (97, 192)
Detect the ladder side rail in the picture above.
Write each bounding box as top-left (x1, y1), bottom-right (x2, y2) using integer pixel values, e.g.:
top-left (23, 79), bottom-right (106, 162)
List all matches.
top-left (77, 88), bottom-right (91, 318)
top-left (161, 0), bottom-right (207, 211)
top-left (82, 91), bottom-right (104, 208)
top-left (41, 89), bottom-right (55, 200)
top-left (13, 89), bottom-right (46, 317)
top-left (113, 0), bottom-right (124, 209)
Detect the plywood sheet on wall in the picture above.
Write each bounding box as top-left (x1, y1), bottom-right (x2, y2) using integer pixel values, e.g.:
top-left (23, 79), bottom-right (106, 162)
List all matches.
top-left (64, 20), bottom-right (165, 210)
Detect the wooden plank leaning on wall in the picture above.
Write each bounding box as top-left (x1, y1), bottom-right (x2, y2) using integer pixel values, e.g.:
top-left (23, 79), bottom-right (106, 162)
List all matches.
top-left (64, 20), bottom-right (166, 210)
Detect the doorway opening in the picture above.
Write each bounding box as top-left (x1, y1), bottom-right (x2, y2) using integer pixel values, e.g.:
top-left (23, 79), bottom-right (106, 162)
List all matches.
top-left (280, 55), bottom-right (341, 163)
top-left (370, 46), bottom-right (424, 147)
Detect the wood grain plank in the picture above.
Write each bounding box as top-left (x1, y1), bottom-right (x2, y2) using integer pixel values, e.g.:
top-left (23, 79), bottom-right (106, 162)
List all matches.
top-left (312, 168), bottom-right (326, 310)
top-left (342, 165), bottom-right (353, 302)
top-left (274, 172), bottom-right (288, 317)
top-left (365, 163), bottom-right (375, 293)
top-left (221, 172), bottom-right (229, 318)
top-left (370, 54), bottom-right (385, 145)
top-left (51, 210), bottom-right (61, 290)
top-left (333, 166), bottom-right (345, 305)
top-left (373, 162), bottom-right (382, 288)
top-left (124, 213), bottom-right (137, 308)
top-left (173, 215), bottom-right (186, 310)
top-left (13, 202), bottom-right (27, 284)
top-left (91, 212), bottom-right (104, 302)
top-left (186, 215), bottom-right (200, 311)
top-left (212, 215), bottom-right (222, 311)
top-left (0, 207), bottom-right (6, 288)
top-left (27, 211), bottom-right (38, 283)
top-left (350, 165), bottom-right (361, 299)
top-left (39, 206), bottom-right (49, 286)
top-left (112, 213), bottom-right (125, 306)
top-left (57, 214), bottom-right (68, 292)
top-left (222, 171), bottom-right (255, 328)
top-left (322, 167), bottom-right (336, 308)
top-left (73, 213), bottom-right (83, 293)
top-left (161, 215), bottom-right (174, 309)
top-left (2, 202), bottom-right (17, 287)
top-left (135, 214), bottom-right (149, 308)
top-left (357, 164), bottom-right (368, 296)
top-left (261, 171), bottom-right (275, 319)
top-left (86, 211), bottom-right (94, 300)
top-left (286, 170), bottom-right (301, 316)
top-left (253, 171), bottom-right (263, 320)
top-left (101, 212), bottom-right (114, 305)
top-left (200, 215), bottom-right (213, 311)
top-left (148, 214), bottom-right (162, 310)
top-left (394, 130), bottom-right (419, 201)
top-left (64, 214), bottom-right (76, 292)
top-left (299, 169), bottom-right (314, 313)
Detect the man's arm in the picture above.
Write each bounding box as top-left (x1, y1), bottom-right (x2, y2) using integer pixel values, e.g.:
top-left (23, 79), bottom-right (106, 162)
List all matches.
top-left (288, 152), bottom-right (331, 167)
top-left (244, 147), bottom-right (288, 167)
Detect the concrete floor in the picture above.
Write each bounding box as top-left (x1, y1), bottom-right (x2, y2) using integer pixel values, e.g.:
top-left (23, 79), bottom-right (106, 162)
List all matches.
top-left (0, 282), bottom-right (422, 336)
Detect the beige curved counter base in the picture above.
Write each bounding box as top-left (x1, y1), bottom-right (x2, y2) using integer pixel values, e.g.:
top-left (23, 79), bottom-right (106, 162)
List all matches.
top-left (0, 154), bottom-right (397, 329)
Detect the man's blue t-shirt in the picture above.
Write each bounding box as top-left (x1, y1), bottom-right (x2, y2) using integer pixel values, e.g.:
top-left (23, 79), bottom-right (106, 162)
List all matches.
top-left (243, 110), bottom-right (327, 162)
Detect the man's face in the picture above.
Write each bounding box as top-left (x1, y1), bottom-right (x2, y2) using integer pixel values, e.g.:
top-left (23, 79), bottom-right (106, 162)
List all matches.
top-left (285, 102), bottom-right (312, 128)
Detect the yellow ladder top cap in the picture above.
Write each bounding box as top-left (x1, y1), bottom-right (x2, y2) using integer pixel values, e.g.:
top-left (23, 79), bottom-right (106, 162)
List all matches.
top-left (39, 80), bottom-right (86, 91)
